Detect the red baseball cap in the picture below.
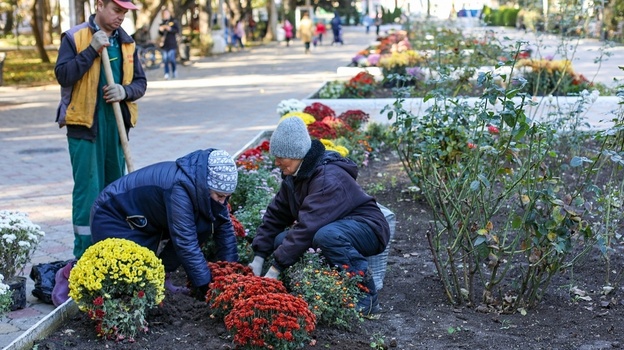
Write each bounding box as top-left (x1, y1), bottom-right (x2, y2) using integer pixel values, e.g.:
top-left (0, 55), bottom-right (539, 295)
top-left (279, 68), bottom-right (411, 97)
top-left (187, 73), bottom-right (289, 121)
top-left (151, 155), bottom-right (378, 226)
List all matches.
top-left (111, 0), bottom-right (138, 10)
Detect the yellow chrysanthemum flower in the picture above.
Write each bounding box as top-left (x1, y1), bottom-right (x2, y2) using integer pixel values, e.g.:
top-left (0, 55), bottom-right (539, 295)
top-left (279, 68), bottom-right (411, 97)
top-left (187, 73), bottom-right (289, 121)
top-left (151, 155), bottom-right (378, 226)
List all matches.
top-left (68, 237), bottom-right (165, 313)
top-left (280, 112), bottom-right (316, 125)
top-left (320, 139), bottom-right (350, 157)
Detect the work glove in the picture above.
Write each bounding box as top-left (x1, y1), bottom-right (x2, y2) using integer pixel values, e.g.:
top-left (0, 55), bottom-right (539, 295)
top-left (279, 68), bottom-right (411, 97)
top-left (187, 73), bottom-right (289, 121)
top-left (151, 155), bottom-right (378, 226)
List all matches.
top-left (248, 256), bottom-right (264, 276)
top-left (264, 266), bottom-right (280, 280)
top-left (90, 31), bottom-right (109, 53)
top-left (103, 84), bottom-right (126, 103)
top-left (191, 284), bottom-right (209, 302)
top-left (164, 273), bottom-right (190, 295)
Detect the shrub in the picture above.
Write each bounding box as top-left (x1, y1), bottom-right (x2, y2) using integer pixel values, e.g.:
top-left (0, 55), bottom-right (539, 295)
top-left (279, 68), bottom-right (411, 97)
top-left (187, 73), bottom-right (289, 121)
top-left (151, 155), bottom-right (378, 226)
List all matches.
top-left (208, 274), bottom-right (287, 319)
top-left (344, 72), bottom-right (377, 98)
top-left (303, 102), bottom-right (336, 121)
top-left (515, 58), bottom-right (593, 96)
top-left (224, 293), bottom-right (316, 349)
top-left (0, 274), bottom-right (12, 316)
top-left (383, 66), bottom-right (618, 311)
top-left (68, 238), bottom-right (165, 341)
top-left (284, 249), bottom-right (364, 329)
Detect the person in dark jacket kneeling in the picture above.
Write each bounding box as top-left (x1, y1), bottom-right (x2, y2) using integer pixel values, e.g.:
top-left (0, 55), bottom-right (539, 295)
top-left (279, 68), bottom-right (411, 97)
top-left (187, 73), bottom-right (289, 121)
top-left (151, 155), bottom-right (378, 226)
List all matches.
top-left (90, 148), bottom-right (239, 301)
top-left (248, 117), bottom-right (390, 316)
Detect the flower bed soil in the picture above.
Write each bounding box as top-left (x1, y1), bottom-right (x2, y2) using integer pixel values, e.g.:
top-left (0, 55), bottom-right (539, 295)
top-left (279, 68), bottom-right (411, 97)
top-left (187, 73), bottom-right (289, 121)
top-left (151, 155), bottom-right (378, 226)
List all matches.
top-left (34, 149), bottom-right (623, 350)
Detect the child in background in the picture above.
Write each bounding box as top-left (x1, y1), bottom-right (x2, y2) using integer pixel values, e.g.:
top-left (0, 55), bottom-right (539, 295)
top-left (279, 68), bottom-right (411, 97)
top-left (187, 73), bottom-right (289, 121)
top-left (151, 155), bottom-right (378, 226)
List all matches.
top-left (314, 21), bottom-right (326, 46)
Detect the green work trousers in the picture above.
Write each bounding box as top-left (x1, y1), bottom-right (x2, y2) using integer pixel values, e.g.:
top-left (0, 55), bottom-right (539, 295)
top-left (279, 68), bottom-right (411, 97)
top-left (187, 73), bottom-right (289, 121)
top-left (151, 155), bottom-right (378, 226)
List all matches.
top-left (69, 44), bottom-right (125, 258)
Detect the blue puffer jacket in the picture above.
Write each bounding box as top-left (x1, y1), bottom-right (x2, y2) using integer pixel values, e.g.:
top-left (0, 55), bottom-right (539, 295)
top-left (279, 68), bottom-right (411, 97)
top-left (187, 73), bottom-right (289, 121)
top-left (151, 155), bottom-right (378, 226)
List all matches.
top-left (90, 149), bottom-right (238, 287)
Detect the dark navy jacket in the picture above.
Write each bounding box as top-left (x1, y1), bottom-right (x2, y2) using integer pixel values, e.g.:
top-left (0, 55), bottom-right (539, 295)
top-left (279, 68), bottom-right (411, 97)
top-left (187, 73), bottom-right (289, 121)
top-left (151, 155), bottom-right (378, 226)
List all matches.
top-left (90, 149), bottom-right (238, 287)
top-left (252, 140), bottom-right (390, 270)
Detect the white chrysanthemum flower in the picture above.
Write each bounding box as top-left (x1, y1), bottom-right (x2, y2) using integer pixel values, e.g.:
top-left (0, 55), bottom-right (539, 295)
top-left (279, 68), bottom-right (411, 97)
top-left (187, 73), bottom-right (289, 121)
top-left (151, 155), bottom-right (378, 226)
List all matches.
top-left (3, 233), bottom-right (17, 243)
top-left (276, 99), bottom-right (306, 117)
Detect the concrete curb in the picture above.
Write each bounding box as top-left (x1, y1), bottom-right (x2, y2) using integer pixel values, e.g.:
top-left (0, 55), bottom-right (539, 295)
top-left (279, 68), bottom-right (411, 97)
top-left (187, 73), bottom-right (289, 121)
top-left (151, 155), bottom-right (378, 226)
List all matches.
top-left (2, 298), bottom-right (78, 350)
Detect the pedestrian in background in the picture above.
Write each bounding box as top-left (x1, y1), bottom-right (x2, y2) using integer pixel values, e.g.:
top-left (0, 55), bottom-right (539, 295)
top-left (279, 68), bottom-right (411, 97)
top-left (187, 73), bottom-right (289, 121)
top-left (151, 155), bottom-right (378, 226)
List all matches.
top-left (158, 9), bottom-right (180, 79)
top-left (330, 11), bottom-right (343, 45)
top-left (233, 19), bottom-right (245, 50)
top-left (314, 20), bottom-right (326, 46)
top-left (54, 0), bottom-right (147, 259)
top-left (375, 13), bottom-right (382, 36)
top-left (363, 14), bottom-right (373, 34)
top-left (283, 19), bottom-right (293, 47)
top-left (247, 14), bottom-right (257, 41)
top-left (298, 12), bottom-right (314, 54)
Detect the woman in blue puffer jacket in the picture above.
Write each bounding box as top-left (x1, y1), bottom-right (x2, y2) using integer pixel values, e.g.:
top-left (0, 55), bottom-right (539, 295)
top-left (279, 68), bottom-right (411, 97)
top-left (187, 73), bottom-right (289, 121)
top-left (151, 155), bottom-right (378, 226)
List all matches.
top-left (90, 148), bottom-right (239, 300)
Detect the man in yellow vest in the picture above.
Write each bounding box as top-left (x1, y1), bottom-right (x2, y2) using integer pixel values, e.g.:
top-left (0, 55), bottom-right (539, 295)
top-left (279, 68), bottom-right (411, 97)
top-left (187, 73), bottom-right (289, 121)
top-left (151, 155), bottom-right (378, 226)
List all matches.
top-left (55, 0), bottom-right (147, 259)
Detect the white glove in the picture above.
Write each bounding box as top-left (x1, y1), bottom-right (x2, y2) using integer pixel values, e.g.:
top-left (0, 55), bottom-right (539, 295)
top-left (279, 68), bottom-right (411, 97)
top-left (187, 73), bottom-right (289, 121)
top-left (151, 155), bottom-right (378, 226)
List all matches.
top-left (90, 31), bottom-right (109, 53)
top-left (248, 256), bottom-right (264, 276)
top-left (103, 84), bottom-right (126, 103)
top-left (264, 266), bottom-right (280, 279)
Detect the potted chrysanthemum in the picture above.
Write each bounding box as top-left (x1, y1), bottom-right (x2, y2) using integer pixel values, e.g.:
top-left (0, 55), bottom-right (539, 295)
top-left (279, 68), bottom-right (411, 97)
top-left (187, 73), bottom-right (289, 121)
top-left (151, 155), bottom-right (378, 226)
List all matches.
top-left (68, 238), bottom-right (166, 342)
top-left (0, 210), bottom-right (45, 310)
top-left (0, 274), bottom-right (13, 316)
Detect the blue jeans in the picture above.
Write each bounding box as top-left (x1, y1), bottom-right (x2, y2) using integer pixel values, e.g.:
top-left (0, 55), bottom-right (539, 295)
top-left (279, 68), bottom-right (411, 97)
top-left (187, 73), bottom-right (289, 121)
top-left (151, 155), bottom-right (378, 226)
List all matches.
top-left (274, 219), bottom-right (379, 278)
top-left (162, 48), bottom-right (176, 74)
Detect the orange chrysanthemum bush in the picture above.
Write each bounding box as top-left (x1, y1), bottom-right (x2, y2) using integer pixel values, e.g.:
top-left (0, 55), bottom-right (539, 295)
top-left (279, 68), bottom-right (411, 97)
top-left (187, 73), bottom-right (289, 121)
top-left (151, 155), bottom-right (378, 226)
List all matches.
top-left (224, 292), bottom-right (316, 349)
top-left (205, 261), bottom-right (316, 349)
top-left (208, 274), bottom-right (287, 319)
top-left (208, 261), bottom-right (253, 279)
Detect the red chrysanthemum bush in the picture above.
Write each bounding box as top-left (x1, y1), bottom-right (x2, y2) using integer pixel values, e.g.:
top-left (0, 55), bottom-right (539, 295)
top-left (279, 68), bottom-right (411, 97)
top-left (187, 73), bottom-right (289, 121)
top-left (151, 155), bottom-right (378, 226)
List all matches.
top-left (224, 292), bottom-right (316, 349)
top-left (236, 140), bottom-right (271, 171)
top-left (307, 120), bottom-right (337, 139)
top-left (208, 274), bottom-right (287, 319)
top-left (320, 116), bottom-right (351, 138)
top-left (303, 102), bottom-right (336, 121)
top-left (208, 261), bottom-right (253, 279)
top-left (230, 213), bottom-right (246, 238)
top-left (344, 72), bottom-right (376, 98)
top-left (338, 109), bottom-right (370, 130)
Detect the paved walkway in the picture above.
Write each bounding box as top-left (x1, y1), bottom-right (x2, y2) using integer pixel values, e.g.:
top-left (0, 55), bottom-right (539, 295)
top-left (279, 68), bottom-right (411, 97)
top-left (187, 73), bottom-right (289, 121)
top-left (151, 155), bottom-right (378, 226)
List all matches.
top-left (0, 23), bottom-right (622, 348)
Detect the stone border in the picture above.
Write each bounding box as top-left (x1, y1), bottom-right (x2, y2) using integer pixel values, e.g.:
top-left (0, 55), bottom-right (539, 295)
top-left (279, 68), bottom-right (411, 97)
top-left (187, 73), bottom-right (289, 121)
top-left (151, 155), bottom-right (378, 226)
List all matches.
top-left (2, 129), bottom-right (274, 350)
top-left (302, 94), bottom-right (621, 129)
top-left (3, 298), bottom-right (78, 350)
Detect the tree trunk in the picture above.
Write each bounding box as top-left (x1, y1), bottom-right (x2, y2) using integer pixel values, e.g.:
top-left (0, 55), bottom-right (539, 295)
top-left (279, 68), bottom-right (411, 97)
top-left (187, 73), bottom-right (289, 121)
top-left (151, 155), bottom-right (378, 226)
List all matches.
top-left (3, 9), bottom-right (15, 36)
top-left (75, 0), bottom-right (86, 24)
top-left (31, 0), bottom-right (50, 63)
top-left (264, 0), bottom-right (277, 41)
top-left (43, 0), bottom-right (53, 45)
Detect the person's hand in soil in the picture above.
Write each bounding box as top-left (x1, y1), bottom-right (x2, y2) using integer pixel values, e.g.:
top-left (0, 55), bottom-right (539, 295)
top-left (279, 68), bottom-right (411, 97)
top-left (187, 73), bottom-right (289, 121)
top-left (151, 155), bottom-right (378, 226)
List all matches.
top-left (190, 284), bottom-right (209, 302)
top-left (164, 273), bottom-right (190, 295)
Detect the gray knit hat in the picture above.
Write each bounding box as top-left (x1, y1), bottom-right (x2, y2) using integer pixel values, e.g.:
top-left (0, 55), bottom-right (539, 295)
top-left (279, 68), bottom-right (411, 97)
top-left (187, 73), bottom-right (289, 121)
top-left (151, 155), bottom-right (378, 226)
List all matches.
top-left (206, 149), bottom-right (238, 194)
top-left (270, 117), bottom-right (311, 159)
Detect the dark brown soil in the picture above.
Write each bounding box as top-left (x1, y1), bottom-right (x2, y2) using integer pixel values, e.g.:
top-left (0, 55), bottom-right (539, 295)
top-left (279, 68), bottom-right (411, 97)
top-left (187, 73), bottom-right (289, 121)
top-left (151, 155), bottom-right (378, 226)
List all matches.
top-left (34, 149), bottom-right (624, 350)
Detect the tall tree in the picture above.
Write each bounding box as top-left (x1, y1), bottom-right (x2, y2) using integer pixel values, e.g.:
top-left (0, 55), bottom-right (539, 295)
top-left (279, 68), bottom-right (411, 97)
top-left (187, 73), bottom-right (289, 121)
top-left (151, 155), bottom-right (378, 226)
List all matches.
top-left (30, 0), bottom-right (50, 62)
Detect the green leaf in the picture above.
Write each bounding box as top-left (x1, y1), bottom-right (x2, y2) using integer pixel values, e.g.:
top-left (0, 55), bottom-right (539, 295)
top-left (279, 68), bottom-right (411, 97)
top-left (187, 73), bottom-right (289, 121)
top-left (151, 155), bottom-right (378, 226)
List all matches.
top-left (470, 180), bottom-right (480, 191)
top-left (478, 174), bottom-right (491, 188)
top-left (474, 236), bottom-right (487, 246)
top-left (570, 156), bottom-right (592, 167)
